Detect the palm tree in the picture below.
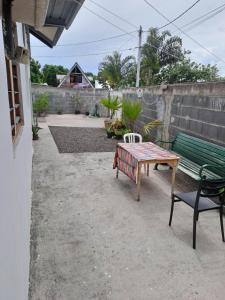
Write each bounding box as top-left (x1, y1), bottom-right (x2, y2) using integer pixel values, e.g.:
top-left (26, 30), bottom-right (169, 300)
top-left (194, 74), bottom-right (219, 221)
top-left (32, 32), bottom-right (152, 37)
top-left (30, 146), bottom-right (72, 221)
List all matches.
top-left (141, 28), bottom-right (184, 85)
top-left (98, 51), bottom-right (135, 89)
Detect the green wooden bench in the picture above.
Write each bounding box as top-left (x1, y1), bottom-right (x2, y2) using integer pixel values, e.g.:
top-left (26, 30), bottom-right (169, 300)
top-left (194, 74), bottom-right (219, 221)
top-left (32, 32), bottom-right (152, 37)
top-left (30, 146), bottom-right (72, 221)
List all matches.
top-left (155, 132), bottom-right (225, 181)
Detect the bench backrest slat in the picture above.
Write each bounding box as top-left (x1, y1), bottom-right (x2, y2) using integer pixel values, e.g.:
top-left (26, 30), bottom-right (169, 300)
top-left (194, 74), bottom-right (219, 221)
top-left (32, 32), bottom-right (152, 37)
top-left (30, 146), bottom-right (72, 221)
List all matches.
top-left (172, 133), bottom-right (225, 177)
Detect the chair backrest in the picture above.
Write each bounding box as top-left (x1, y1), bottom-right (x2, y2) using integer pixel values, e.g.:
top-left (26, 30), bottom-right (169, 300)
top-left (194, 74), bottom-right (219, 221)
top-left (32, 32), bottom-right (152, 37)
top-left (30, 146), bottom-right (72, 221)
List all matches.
top-left (172, 132), bottom-right (225, 177)
top-left (123, 133), bottom-right (142, 143)
top-left (200, 178), bottom-right (225, 198)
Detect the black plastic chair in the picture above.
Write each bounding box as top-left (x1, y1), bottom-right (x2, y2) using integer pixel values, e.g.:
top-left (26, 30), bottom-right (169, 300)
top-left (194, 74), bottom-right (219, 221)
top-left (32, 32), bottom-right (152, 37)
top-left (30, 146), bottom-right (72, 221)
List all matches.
top-left (169, 164), bottom-right (225, 249)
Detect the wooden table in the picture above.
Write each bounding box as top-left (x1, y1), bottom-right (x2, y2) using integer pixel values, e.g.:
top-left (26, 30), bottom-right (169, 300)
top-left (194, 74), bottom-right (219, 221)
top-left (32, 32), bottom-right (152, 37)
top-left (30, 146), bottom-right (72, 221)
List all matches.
top-left (113, 142), bottom-right (179, 201)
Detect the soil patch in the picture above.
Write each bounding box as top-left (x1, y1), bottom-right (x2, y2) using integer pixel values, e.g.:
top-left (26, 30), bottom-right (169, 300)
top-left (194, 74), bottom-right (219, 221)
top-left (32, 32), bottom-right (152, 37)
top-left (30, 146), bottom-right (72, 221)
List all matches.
top-left (49, 126), bottom-right (119, 153)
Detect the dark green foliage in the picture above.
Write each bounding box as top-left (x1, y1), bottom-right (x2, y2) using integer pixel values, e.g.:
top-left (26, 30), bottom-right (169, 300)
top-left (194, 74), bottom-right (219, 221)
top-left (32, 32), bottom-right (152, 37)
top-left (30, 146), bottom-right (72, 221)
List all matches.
top-left (156, 59), bottom-right (219, 84)
top-left (33, 93), bottom-right (49, 114)
top-left (42, 64), bottom-right (68, 86)
top-left (30, 59), bottom-right (43, 84)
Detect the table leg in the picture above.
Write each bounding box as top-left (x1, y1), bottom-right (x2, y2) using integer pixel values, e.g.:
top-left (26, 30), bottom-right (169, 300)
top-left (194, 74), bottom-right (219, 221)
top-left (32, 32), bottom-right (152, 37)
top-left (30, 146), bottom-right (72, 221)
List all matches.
top-left (147, 164), bottom-right (150, 176)
top-left (171, 160), bottom-right (178, 196)
top-left (116, 167), bottom-right (119, 178)
top-left (137, 162), bottom-right (142, 201)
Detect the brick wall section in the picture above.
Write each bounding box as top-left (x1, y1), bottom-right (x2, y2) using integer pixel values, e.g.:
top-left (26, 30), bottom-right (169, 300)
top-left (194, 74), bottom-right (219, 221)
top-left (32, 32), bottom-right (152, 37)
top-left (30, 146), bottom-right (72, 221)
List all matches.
top-left (111, 81), bottom-right (225, 147)
top-left (32, 85), bottom-right (109, 117)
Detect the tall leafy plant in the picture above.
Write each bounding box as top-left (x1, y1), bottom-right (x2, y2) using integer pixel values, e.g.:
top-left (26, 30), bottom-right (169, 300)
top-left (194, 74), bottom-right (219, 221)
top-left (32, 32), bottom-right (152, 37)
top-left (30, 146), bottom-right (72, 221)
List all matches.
top-left (100, 96), bottom-right (121, 119)
top-left (122, 100), bottom-right (142, 132)
top-left (33, 93), bottom-right (49, 115)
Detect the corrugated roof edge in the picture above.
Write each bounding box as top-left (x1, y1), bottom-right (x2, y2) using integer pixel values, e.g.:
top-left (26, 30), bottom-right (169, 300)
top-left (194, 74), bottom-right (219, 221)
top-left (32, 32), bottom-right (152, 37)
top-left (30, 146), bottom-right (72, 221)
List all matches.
top-left (30, 0), bottom-right (85, 48)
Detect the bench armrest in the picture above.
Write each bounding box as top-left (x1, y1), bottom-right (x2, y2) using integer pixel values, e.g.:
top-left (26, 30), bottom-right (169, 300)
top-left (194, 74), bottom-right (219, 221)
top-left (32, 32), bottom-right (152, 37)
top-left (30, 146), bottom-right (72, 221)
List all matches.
top-left (199, 163), bottom-right (225, 179)
top-left (155, 139), bottom-right (175, 144)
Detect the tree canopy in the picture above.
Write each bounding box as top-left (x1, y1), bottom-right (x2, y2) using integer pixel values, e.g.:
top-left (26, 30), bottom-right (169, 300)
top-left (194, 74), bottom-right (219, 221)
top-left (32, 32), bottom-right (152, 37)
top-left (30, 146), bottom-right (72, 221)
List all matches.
top-left (156, 58), bottom-right (219, 84)
top-left (30, 59), bottom-right (69, 86)
top-left (141, 27), bottom-right (185, 85)
top-left (30, 59), bottom-right (43, 84)
top-left (42, 64), bottom-right (69, 87)
top-left (97, 27), bottom-right (220, 88)
top-left (98, 51), bottom-right (136, 89)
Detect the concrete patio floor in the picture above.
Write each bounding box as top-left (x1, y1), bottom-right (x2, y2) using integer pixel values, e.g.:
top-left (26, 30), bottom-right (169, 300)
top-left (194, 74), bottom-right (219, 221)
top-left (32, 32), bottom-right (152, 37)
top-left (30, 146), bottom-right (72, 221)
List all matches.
top-left (46, 114), bottom-right (105, 128)
top-left (30, 115), bottom-right (225, 300)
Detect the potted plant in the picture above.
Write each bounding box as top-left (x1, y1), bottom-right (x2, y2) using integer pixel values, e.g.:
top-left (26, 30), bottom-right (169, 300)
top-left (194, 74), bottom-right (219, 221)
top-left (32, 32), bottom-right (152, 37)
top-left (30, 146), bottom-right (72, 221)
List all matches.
top-left (122, 99), bottom-right (142, 132)
top-left (114, 128), bottom-right (132, 140)
top-left (114, 129), bottom-right (124, 140)
top-left (106, 127), bottom-right (114, 138)
top-left (33, 93), bottom-right (49, 117)
top-left (32, 113), bottom-right (42, 140)
top-left (108, 119), bottom-right (126, 138)
top-left (100, 96), bottom-right (122, 129)
top-left (32, 125), bottom-right (42, 140)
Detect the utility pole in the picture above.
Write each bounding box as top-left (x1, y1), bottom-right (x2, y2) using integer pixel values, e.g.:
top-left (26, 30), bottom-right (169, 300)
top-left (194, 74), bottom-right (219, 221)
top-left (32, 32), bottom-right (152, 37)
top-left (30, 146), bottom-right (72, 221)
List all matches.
top-left (136, 25), bottom-right (142, 88)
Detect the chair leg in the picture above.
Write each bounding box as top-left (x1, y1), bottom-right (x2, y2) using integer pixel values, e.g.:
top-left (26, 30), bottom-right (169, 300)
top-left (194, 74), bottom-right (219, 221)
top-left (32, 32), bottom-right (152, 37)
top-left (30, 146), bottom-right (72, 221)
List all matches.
top-left (219, 207), bottom-right (225, 242)
top-left (193, 212), bottom-right (198, 249)
top-left (196, 212), bottom-right (199, 222)
top-left (169, 195), bottom-right (175, 226)
top-left (154, 163), bottom-right (159, 170)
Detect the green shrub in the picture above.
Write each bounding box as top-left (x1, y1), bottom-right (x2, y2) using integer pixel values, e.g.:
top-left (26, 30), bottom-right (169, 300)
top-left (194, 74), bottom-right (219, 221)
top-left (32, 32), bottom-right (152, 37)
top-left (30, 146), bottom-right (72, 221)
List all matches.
top-left (100, 96), bottom-right (121, 119)
top-left (33, 93), bottom-right (49, 114)
top-left (122, 99), bottom-right (142, 131)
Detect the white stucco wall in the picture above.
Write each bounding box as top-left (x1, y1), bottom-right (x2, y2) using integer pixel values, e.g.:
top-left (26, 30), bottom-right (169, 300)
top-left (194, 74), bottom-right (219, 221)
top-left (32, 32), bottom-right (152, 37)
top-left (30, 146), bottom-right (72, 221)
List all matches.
top-left (0, 21), bottom-right (32, 300)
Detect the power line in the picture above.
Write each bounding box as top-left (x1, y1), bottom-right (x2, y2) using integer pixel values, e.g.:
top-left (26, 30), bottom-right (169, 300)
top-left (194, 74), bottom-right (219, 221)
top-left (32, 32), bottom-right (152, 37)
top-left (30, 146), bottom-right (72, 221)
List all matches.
top-left (158, 0), bottom-right (200, 30)
top-left (34, 46), bottom-right (139, 58)
top-left (143, 0), bottom-right (225, 64)
top-left (178, 4), bottom-right (225, 32)
top-left (118, 35), bottom-right (137, 51)
top-left (88, 0), bottom-right (137, 29)
top-left (72, 0), bottom-right (135, 37)
top-left (31, 31), bottom-right (137, 47)
top-left (34, 42), bottom-right (183, 62)
top-left (143, 3), bottom-right (225, 33)
top-left (142, 3), bottom-right (225, 34)
top-left (31, 3), bottom-right (225, 49)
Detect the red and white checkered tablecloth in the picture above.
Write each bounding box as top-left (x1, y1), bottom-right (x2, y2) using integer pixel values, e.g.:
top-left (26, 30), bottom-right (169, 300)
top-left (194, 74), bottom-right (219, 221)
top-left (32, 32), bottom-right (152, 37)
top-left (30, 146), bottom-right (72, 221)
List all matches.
top-left (113, 142), bottom-right (178, 183)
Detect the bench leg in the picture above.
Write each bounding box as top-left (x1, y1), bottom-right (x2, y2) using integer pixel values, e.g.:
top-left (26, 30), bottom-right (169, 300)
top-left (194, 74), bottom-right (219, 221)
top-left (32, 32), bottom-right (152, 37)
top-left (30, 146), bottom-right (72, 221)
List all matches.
top-left (220, 207), bottom-right (225, 242)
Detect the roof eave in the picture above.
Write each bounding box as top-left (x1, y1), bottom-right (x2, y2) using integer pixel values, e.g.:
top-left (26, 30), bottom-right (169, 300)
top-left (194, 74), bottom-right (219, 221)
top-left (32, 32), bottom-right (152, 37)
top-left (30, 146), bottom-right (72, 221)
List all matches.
top-left (29, 26), bottom-right (63, 48)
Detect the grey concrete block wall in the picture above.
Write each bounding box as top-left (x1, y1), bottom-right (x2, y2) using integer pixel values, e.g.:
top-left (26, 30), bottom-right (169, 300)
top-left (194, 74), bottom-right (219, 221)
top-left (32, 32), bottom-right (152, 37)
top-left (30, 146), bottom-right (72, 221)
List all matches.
top-left (32, 85), bottom-right (109, 117)
top-left (32, 82), bottom-right (225, 147)
top-left (112, 82), bottom-right (225, 147)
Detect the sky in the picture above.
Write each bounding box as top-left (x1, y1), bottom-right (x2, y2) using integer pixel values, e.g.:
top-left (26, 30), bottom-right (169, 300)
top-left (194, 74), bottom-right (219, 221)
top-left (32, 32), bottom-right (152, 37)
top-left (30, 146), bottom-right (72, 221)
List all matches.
top-left (30, 0), bottom-right (225, 76)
